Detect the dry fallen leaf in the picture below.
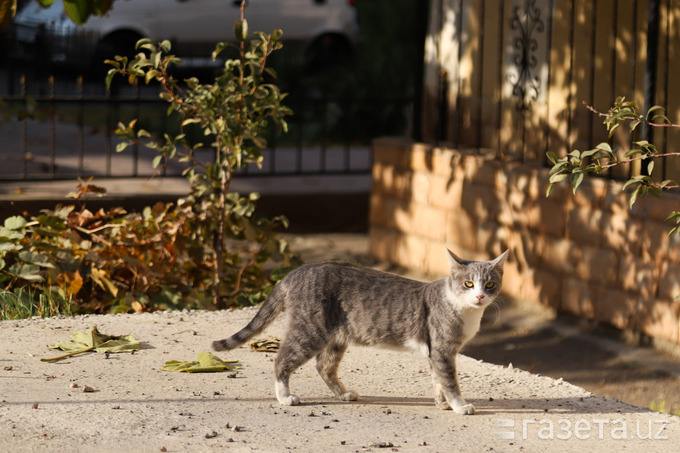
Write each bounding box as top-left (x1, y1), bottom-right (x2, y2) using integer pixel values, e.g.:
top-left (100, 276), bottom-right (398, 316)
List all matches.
top-left (248, 336), bottom-right (281, 352)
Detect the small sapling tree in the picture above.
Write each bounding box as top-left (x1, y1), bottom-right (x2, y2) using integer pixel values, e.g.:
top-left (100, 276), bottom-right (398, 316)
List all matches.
top-left (107, 3), bottom-right (297, 309)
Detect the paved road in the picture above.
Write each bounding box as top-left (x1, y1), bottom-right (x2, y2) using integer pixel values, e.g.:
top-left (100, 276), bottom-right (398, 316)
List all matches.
top-left (0, 118), bottom-right (372, 181)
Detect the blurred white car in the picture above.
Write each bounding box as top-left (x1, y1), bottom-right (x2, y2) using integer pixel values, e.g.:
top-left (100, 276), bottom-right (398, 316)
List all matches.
top-left (10, 0), bottom-right (358, 72)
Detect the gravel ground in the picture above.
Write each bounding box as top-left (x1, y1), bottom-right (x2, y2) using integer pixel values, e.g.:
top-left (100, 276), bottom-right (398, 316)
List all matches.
top-left (1, 234), bottom-right (679, 452)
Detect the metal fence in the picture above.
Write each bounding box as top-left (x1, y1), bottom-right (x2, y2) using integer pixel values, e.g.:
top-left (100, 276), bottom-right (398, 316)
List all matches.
top-left (421, 0), bottom-right (680, 182)
top-left (0, 68), bottom-right (412, 182)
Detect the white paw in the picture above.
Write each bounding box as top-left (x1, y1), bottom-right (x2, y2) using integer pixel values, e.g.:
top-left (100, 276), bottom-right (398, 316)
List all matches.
top-left (453, 403), bottom-right (475, 415)
top-left (340, 390), bottom-right (359, 401)
top-left (278, 395), bottom-right (300, 406)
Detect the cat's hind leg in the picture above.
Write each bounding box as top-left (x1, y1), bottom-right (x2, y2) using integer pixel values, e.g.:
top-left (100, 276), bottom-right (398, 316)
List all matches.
top-left (315, 340), bottom-right (359, 402)
top-left (274, 337), bottom-right (319, 406)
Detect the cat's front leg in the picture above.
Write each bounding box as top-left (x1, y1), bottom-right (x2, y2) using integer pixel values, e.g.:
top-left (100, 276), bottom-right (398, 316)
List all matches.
top-left (428, 352), bottom-right (475, 415)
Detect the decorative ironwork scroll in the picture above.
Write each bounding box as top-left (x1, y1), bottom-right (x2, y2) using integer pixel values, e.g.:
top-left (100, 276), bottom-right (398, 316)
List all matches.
top-left (508, 0), bottom-right (545, 111)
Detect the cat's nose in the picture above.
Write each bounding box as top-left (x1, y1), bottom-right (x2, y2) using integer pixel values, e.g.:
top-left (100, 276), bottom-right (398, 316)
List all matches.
top-left (476, 294), bottom-right (485, 301)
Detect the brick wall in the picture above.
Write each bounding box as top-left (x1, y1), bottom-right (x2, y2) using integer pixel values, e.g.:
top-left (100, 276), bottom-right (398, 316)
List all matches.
top-left (369, 138), bottom-right (680, 343)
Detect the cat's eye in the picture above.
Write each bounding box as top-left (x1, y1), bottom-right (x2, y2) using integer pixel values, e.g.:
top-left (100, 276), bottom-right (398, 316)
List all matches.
top-left (485, 282), bottom-right (496, 290)
top-left (464, 281), bottom-right (474, 288)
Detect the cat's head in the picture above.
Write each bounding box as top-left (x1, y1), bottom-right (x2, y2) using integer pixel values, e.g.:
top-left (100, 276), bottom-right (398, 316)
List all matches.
top-left (446, 249), bottom-right (509, 309)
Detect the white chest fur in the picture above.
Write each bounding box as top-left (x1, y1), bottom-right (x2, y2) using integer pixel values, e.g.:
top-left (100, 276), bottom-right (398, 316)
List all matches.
top-left (444, 282), bottom-right (487, 345)
top-left (459, 307), bottom-right (485, 345)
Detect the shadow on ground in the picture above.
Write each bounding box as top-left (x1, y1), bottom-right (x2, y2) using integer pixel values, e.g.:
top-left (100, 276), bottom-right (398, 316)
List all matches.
top-left (465, 310), bottom-right (680, 415)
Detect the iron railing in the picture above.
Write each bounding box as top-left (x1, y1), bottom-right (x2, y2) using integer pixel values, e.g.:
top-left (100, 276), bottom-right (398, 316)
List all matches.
top-left (0, 73), bottom-right (411, 181)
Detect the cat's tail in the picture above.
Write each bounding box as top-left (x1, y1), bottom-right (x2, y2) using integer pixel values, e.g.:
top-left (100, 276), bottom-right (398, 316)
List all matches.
top-left (212, 283), bottom-right (286, 351)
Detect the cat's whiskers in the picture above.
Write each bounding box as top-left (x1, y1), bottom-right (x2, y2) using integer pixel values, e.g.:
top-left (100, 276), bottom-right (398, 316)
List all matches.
top-left (486, 294), bottom-right (507, 324)
top-left (487, 300), bottom-right (501, 324)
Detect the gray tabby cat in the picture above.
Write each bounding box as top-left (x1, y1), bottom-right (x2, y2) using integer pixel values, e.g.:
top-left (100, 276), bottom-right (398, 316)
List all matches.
top-left (213, 249), bottom-right (508, 415)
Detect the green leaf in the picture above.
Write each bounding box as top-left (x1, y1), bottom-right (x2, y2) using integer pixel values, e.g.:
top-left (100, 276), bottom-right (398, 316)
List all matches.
top-left (549, 173), bottom-right (568, 184)
top-left (36, 214), bottom-right (67, 231)
top-left (608, 123), bottom-right (621, 138)
top-left (545, 183), bottom-right (555, 198)
top-left (212, 42), bottom-right (231, 60)
top-left (63, 0), bottom-right (91, 25)
top-left (647, 160), bottom-right (655, 175)
top-left (0, 227), bottom-right (24, 241)
top-left (580, 149), bottom-right (600, 159)
top-left (135, 38), bottom-right (154, 50)
top-left (234, 18), bottom-right (248, 42)
top-left (152, 154), bottom-right (164, 169)
top-left (646, 105), bottom-right (665, 119)
top-left (571, 172), bottom-right (584, 194)
top-left (4, 215), bottom-right (26, 230)
top-left (145, 68), bottom-right (158, 84)
top-left (8, 263), bottom-right (43, 281)
top-left (0, 242), bottom-right (22, 253)
top-left (651, 114), bottom-right (670, 124)
top-left (548, 161), bottom-right (569, 175)
top-left (622, 176), bottom-right (636, 189)
top-left (181, 118), bottom-right (202, 127)
top-left (18, 251), bottom-right (54, 268)
top-left (159, 39), bottom-right (172, 53)
top-left (665, 211), bottom-right (680, 222)
top-left (595, 142), bottom-right (613, 153)
top-left (629, 185), bottom-right (644, 209)
top-left (105, 68), bottom-right (118, 90)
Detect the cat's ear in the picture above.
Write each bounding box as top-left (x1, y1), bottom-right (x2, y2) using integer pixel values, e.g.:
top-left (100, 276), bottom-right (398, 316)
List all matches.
top-left (446, 249), bottom-right (467, 270)
top-left (491, 250), bottom-right (510, 271)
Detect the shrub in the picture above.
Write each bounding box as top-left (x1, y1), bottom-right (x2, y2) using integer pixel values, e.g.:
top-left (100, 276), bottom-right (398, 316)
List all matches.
top-left (0, 8), bottom-right (300, 318)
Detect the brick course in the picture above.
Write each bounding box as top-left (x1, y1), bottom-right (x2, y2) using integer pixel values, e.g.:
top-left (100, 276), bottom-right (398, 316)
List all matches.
top-left (369, 138), bottom-right (680, 344)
